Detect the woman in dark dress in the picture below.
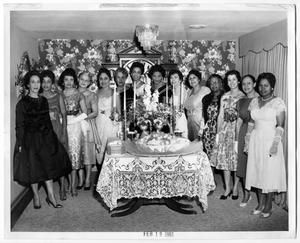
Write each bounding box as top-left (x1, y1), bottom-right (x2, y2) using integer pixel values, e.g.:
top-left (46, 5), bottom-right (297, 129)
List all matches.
top-left (148, 64), bottom-right (172, 133)
top-left (236, 75), bottom-right (259, 207)
top-left (40, 70), bottom-right (69, 201)
top-left (13, 71), bottom-right (72, 209)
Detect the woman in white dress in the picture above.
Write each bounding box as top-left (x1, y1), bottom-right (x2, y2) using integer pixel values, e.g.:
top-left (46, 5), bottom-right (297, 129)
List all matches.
top-left (184, 69), bottom-right (211, 141)
top-left (244, 72), bottom-right (286, 218)
top-left (168, 69), bottom-right (188, 138)
top-left (95, 68), bottom-right (121, 164)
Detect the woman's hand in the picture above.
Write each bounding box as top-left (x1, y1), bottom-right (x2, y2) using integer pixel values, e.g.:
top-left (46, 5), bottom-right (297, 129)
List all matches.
top-left (269, 141), bottom-right (279, 156)
top-left (18, 146), bottom-right (22, 153)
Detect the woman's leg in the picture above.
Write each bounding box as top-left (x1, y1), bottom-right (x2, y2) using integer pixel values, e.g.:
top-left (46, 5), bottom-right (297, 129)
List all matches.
top-left (71, 169), bottom-right (78, 196)
top-left (77, 168), bottom-right (84, 188)
top-left (241, 177), bottom-right (251, 203)
top-left (255, 189), bottom-right (266, 211)
top-left (45, 179), bottom-right (58, 204)
top-left (223, 170), bottom-right (231, 195)
top-left (85, 165), bottom-right (92, 188)
top-left (232, 172), bottom-right (240, 197)
top-left (263, 192), bottom-right (273, 213)
top-left (31, 183), bottom-right (40, 206)
top-left (59, 176), bottom-right (67, 200)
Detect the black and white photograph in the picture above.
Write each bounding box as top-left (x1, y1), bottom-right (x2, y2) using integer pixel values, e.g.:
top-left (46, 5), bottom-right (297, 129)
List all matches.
top-left (1, 0), bottom-right (299, 242)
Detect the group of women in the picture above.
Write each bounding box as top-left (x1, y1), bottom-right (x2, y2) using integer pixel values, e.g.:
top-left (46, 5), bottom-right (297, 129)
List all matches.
top-left (13, 62), bottom-right (287, 218)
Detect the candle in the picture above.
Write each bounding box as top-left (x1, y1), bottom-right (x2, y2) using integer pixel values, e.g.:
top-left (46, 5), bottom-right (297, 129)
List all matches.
top-left (123, 83), bottom-right (127, 141)
top-left (180, 81), bottom-right (184, 109)
top-left (123, 84), bottom-right (126, 112)
top-left (166, 80), bottom-right (168, 104)
top-left (133, 81), bottom-right (136, 109)
top-left (172, 86), bottom-right (175, 108)
top-left (113, 84), bottom-right (117, 108)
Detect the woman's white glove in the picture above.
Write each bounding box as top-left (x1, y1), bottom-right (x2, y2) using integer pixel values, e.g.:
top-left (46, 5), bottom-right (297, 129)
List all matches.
top-left (269, 127), bottom-right (284, 156)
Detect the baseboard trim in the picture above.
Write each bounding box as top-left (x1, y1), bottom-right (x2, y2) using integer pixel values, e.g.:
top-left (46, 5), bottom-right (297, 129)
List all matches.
top-left (11, 187), bottom-right (33, 229)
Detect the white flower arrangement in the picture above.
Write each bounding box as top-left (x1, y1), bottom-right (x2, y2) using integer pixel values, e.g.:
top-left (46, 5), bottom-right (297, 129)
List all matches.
top-left (142, 76), bottom-right (159, 112)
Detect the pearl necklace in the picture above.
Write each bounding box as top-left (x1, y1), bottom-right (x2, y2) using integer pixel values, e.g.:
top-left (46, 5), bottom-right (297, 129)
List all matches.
top-left (261, 94), bottom-right (274, 101)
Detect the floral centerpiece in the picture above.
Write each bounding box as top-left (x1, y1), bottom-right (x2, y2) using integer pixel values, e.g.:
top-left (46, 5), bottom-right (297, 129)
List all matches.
top-left (127, 77), bottom-right (172, 134)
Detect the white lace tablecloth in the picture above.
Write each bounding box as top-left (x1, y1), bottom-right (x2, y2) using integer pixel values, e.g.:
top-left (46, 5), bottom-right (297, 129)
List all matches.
top-left (96, 151), bottom-right (215, 211)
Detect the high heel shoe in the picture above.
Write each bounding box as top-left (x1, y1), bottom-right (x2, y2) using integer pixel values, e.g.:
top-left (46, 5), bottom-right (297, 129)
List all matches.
top-left (239, 195), bottom-right (252, 207)
top-left (59, 189), bottom-right (67, 201)
top-left (76, 184), bottom-right (83, 190)
top-left (260, 211), bottom-right (272, 218)
top-left (33, 198), bottom-right (41, 209)
top-left (220, 191), bottom-right (232, 200)
top-left (232, 193), bottom-right (239, 200)
top-left (251, 207), bottom-right (264, 215)
top-left (45, 197), bottom-right (63, 208)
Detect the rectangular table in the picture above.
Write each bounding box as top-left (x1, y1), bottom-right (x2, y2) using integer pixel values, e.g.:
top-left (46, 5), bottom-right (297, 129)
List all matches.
top-left (96, 151), bottom-right (216, 213)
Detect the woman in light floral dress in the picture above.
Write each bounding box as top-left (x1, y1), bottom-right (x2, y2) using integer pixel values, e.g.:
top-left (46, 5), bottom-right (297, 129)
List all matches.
top-left (210, 70), bottom-right (245, 200)
top-left (58, 68), bottom-right (88, 197)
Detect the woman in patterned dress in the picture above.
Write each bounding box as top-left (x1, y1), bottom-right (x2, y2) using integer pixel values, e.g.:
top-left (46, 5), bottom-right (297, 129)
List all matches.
top-left (58, 68), bottom-right (88, 197)
top-left (184, 69), bottom-right (211, 141)
top-left (202, 74), bottom-right (224, 160)
top-left (40, 70), bottom-right (69, 201)
top-left (236, 75), bottom-right (259, 207)
top-left (95, 68), bottom-right (121, 164)
top-left (77, 72), bottom-right (100, 191)
top-left (244, 73), bottom-right (286, 218)
top-left (210, 70), bottom-right (245, 200)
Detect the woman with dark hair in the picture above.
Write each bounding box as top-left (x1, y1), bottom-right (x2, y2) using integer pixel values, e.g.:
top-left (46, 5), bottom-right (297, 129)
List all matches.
top-left (202, 74), bottom-right (224, 159)
top-left (168, 69), bottom-right (188, 137)
top-left (95, 68), bottom-right (121, 164)
top-left (183, 69), bottom-right (211, 141)
top-left (236, 74), bottom-right (259, 207)
top-left (14, 70), bottom-right (71, 208)
top-left (210, 70), bottom-right (245, 200)
top-left (148, 64), bottom-right (171, 104)
top-left (59, 68), bottom-right (88, 197)
top-left (244, 72), bottom-right (286, 218)
top-left (129, 62), bottom-right (145, 97)
top-left (40, 70), bottom-right (69, 201)
top-left (77, 72), bottom-right (100, 191)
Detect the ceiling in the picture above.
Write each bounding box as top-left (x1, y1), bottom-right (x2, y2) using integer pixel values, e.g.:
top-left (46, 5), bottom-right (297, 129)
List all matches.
top-left (11, 5), bottom-right (288, 40)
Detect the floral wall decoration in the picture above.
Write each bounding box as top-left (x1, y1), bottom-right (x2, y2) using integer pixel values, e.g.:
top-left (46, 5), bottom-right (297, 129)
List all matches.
top-left (37, 39), bottom-right (236, 83)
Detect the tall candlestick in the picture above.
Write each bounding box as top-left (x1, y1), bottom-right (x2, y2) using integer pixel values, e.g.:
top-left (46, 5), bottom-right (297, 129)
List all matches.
top-left (166, 80), bottom-right (168, 104)
top-left (180, 81), bottom-right (184, 109)
top-left (123, 83), bottom-right (127, 140)
top-left (113, 85), bottom-right (117, 108)
top-left (133, 81), bottom-right (136, 122)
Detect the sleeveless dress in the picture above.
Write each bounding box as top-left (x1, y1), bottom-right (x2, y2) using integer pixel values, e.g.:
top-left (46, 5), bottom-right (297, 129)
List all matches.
top-left (81, 91), bottom-right (100, 166)
top-left (210, 91), bottom-right (245, 171)
top-left (245, 97), bottom-right (286, 193)
top-left (236, 97), bottom-right (253, 178)
top-left (184, 86), bottom-right (211, 141)
top-left (46, 93), bottom-right (68, 150)
top-left (96, 90), bottom-right (119, 163)
top-left (13, 95), bottom-right (71, 186)
top-left (63, 92), bottom-right (84, 170)
top-left (170, 90), bottom-right (188, 138)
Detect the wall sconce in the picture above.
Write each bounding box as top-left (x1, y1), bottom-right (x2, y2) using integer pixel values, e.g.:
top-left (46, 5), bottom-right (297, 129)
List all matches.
top-left (136, 24), bottom-right (159, 51)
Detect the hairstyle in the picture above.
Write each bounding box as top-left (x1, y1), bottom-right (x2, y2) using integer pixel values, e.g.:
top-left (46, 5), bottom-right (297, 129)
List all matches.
top-left (168, 69), bottom-right (183, 85)
top-left (148, 64), bottom-right (166, 79)
top-left (206, 74), bottom-right (224, 90)
top-left (130, 62), bottom-right (144, 74)
top-left (96, 68), bottom-right (111, 88)
top-left (185, 69), bottom-right (202, 89)
top-left (115, 67), bottom-right (129, 78)
top-left (78, 71), bottom-right (90, 79)
top-left (40, 70), bottom-right (55, 84)
top-left (23, 70), bottom-right (41, 90)
top-left (58, 68), bottom-right (78, 90)
top-left (256, 72), bottom-right (276, 89)
top-left (223, 70), bottom-right (242, 91)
